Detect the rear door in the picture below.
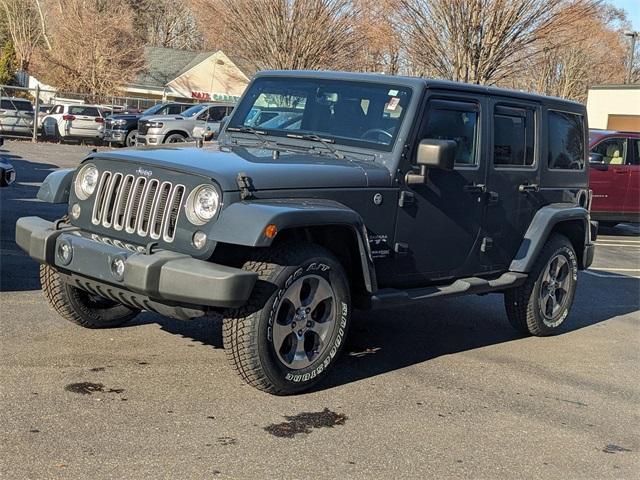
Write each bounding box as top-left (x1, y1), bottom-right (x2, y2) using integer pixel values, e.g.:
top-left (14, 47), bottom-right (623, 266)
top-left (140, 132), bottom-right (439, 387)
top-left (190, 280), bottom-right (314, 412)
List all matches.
top-left (68, 106), bottom-right (102, 136)
top-left (624, 138), bottom-right (640, 215)
top-left (482, 100), bottom-right (541, 269)
top-left (589, 137), bottom-right (630, 214)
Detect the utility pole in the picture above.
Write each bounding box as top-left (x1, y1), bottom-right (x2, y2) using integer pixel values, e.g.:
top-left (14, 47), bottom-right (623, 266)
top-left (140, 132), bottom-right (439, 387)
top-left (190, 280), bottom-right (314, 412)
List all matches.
top-left (624, 31), bottom-right (638, 85)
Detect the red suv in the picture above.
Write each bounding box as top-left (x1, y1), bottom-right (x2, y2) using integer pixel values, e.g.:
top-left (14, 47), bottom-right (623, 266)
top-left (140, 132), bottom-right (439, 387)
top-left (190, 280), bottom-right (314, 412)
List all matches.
top-left (589, 129), bottom-right (640, 226)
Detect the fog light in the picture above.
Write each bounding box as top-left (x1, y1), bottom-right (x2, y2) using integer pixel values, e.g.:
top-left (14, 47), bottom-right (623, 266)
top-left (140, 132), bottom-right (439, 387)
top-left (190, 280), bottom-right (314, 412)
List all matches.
top-left (110, 256), bottom-right (126, 281)
top-left (71, 203), bottom-right (81, 219)
top-left (57, 240), bottom-right (73, 265)
top-left (193, 231), bottom-right (207, 249)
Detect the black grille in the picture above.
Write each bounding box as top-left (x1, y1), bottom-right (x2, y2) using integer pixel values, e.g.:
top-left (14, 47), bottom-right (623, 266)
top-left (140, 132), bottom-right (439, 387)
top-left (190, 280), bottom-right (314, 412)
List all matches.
top-left (138, 121), bottom-right (149, 135)
top-left (91, 171), bottom-right (185, 243)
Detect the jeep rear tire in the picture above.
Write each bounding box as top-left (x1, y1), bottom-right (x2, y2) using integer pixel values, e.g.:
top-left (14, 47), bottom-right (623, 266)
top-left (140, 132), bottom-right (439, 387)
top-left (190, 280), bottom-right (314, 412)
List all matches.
top-left (40, 265), bottom-right (139, 328)
top-left (504, 234), bottom-right (578, 336)
top-left (223, 243), bottom-right (351, 395)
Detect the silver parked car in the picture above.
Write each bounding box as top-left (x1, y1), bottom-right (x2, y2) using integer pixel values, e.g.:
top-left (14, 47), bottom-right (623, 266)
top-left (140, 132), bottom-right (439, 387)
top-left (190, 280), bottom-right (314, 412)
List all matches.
top-left (136, 102), bottom-right (234, 145)
top-left (0, 97), bottom-right (34, 136)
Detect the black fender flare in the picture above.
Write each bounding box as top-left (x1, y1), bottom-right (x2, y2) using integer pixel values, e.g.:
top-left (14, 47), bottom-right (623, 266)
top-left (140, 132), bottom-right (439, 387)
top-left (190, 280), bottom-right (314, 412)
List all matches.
top-left (208, 199), bottom-right (377, 292)
top-left (37, 168), bottom-right (75, 203)
top-left (510, 203), bottom-right (592, 272)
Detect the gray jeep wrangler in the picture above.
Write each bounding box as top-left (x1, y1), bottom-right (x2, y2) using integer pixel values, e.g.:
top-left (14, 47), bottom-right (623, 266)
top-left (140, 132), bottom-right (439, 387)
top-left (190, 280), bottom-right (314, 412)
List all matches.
top-left (16, 71), bottom-right (596, 395)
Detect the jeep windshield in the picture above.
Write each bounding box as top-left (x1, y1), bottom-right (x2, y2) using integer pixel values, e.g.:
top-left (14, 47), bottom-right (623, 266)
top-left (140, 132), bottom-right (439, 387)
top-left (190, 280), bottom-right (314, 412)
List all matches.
top-left (227, 77), bottom-right (412, 152)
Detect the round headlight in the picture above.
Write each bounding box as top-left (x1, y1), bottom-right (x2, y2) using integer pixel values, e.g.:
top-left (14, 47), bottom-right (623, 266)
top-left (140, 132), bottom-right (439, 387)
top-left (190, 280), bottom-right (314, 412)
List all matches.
top-left (186, 185), bottom-right (220, 225)
top-left (74, 164), bottom-right (99, 200)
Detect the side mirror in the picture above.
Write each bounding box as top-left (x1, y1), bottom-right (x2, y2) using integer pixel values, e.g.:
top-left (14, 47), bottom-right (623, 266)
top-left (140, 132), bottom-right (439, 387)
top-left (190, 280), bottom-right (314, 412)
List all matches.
top-left (589, 152), bottom-right (604, 163)
top-left (0, 161), bottom-right (16, 187)
top-left (406, 139), bottom-right (457, 185)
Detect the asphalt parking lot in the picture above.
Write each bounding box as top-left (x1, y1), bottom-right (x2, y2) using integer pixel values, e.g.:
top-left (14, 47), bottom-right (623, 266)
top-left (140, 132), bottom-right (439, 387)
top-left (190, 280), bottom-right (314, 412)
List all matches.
top-left (1, 140), bottom-right (638, 479)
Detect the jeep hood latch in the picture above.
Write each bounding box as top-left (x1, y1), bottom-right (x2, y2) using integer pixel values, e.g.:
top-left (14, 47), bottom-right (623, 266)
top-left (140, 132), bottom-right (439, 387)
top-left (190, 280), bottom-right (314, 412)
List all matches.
top-left (236, 172), bottom-right (255, 200)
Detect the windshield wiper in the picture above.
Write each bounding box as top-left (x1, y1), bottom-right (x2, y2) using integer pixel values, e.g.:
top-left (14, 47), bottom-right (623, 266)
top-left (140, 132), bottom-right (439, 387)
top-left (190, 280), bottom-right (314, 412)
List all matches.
top-left (285, 133), bottom-right (344, 159)
top-left (226, 126), bottom-right (269, 144)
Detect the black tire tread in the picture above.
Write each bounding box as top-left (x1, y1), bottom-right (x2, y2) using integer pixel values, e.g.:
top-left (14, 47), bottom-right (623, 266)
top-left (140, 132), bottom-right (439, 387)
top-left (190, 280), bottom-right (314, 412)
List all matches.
top-left (222, 243), bottom-right (335, 395)
top-left (40, 265), bottom-right (137, 329)
top-left (504, 233), bottom-right (574, 336)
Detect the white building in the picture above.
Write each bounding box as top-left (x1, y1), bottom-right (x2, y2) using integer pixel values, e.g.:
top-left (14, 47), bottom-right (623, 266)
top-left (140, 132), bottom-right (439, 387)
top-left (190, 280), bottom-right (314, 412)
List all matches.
top-left (586, 85), bottom-right (640, 132)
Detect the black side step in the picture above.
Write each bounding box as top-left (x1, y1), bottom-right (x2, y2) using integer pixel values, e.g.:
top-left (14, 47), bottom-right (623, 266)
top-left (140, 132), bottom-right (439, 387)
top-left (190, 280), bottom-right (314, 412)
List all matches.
top-left (371, 272), bottom-right (528, 309)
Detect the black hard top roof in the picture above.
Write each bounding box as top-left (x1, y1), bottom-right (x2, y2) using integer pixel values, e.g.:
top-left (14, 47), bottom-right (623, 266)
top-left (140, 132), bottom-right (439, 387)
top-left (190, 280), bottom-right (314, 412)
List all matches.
top-left (256, 70), bottom-right (584, 109)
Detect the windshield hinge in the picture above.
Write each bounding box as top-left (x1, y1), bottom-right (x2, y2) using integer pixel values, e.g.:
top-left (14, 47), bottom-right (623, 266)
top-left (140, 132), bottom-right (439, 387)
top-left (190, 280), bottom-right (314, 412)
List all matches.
top-left (236, 172), bottom-right (255, 200)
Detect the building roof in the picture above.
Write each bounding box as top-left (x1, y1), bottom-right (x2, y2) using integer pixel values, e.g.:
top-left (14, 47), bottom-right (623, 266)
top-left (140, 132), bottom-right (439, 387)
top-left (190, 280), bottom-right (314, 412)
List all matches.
top-left (133, 46), bottom-right (215, 89)
top-left (588, 84), bottom-right (640, 90)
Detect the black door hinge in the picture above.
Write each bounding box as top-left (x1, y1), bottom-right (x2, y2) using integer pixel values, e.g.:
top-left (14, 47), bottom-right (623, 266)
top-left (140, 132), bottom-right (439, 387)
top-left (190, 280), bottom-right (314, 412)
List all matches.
top-left (236, 172), bottom-right (254, 200)
top-left (394, 242), bottom-right (409, 256)
top-left (398, 190), bottom-right (415, 207)
top-left (481, 237), bottom-right (493, 252)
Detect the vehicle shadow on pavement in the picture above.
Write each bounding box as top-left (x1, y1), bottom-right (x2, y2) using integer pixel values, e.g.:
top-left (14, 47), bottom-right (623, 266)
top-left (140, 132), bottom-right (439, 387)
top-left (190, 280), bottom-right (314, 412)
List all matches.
top-left (130, 268), bottom-right (638, 392)
top-left (0, 153), bottom-right (66, 292)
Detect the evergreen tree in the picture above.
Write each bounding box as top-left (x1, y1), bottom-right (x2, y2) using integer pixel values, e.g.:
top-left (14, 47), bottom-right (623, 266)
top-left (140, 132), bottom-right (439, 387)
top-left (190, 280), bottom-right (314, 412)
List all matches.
top-left (0, 41), bottom-right (16, 85)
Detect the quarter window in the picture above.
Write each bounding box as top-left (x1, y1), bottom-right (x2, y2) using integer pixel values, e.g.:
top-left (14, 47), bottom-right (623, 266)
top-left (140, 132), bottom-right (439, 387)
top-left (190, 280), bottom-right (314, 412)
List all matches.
top-left (423, 101), bottom-right (479, 166)
top-left (493, 106), bottom-right (535, 167)
top-left (548, 111), bottom-right (585, 170)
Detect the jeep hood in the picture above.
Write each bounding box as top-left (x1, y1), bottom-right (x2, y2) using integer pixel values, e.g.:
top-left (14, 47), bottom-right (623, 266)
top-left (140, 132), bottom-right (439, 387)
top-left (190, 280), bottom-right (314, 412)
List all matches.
top-left (89, 145), bottom-right (392, 191)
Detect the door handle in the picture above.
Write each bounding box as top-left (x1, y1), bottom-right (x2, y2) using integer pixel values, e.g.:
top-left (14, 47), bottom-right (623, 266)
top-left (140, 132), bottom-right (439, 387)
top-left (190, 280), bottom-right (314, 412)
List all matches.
top-left (519, 183), bottom-right (539, 193)
top-left (464, 183), bottom-right (486, 193)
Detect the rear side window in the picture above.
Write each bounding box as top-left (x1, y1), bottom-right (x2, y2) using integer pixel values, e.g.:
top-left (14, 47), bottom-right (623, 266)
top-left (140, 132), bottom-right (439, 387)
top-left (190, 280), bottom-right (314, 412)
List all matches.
top-left (493, 106), bottom-right (535, 167)
top-left (69, 106), bottom-right (100, 116)
top-left (548, 111), bottom-right (585, 170)
top-left (1, 99), bottom-right (33, 111)
top-left (423, 100), bottom-right (479, 166)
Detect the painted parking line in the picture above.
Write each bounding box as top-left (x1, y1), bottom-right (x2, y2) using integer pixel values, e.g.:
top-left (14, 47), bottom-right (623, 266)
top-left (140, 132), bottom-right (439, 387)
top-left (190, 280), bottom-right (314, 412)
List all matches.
top-left (584, 270), bottom-right (640, 279)
top-left (595, 244), bottom-right (640, 248)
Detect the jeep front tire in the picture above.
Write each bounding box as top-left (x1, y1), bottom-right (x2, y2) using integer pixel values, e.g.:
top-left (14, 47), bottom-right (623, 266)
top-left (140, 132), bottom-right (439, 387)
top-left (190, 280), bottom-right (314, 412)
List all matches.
top-left (223, 243), bottom-right (351, 395)
top-left (504, 234), bottom-right (578, 336)
top-left (40, 265), bottom-right (139, 328)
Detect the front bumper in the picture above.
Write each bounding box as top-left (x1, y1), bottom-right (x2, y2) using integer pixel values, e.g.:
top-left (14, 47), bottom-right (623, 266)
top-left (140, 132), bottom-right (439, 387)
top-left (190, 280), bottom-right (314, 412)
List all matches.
top-left (102, 129), bottom-right (126, 143)
top-left (136, 133), bottom-right (163, 145)
top-left (16, 217), bottom-right (258, 310)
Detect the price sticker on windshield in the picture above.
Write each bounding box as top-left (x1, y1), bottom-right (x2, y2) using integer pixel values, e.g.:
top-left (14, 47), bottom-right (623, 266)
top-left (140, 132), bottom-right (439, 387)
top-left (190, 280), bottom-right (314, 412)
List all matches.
top-left (386, 97), bottom-right (400, 112)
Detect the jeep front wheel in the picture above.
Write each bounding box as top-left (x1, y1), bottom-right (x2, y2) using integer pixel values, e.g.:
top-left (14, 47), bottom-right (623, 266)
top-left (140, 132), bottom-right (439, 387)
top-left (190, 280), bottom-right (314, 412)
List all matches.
top-left (504, 234), bottom-right (578, 336)
top-left (223, 243), bottom-right (351, 395)
top-left (40, 265), bottom-right (139, 328)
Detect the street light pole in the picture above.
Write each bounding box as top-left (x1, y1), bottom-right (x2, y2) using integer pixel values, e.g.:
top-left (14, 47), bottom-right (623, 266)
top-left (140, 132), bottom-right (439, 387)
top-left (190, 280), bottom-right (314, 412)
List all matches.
top-left (624, 31), bottom-right (638, 85)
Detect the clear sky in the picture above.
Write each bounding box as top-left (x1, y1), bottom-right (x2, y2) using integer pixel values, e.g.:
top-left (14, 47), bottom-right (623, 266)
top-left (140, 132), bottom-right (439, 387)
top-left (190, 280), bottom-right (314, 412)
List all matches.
top-left (610, 0), bottom-right (640, 30)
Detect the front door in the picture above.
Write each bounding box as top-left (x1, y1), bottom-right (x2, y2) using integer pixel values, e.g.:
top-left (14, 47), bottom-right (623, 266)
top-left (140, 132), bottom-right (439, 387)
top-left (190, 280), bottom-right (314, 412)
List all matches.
top-left (393, 94), bottom-right (487, 285)
top-left (589, 137), bottom-right (630, 214)
top-left (482, 100), bottom-right (542, 269)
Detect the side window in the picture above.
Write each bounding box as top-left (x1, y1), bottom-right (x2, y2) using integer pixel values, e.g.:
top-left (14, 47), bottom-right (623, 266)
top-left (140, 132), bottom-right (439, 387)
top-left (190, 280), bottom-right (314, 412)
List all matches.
top-left (207, 107), bottom-right (226, 122)
top-left (590, 138), bottom-right (626, 165)
top-left (157, 105), bottom-right (169, 115)
top-left (493, 106), bottom-right (535, 167)
top-left (423, 100), bottom-right (479, 166)
top-left (548, 111), bottom-right (585, 170)
top-left (166, 105), bottom-right (183, 114)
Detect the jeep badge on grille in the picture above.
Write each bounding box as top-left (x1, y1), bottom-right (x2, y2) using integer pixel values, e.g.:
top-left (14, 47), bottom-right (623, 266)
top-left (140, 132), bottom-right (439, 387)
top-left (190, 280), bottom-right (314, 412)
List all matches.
top-left (136, 167), bottom-right (152, 177)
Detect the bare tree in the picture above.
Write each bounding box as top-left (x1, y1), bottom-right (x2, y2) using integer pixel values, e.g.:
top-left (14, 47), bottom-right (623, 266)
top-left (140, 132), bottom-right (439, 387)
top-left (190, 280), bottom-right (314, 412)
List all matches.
top-left (189, 0), bottom-right (361, 71)
top-left (399, 0), bottom-right (596, 85)
top-left (510, 3), bottom-right (628, 101)
top-left (128, 0), bottom-right (204, 51)
top-left (0, 0), bottom-right (43, 71)
top-left (32, 0), bottom-right (143, 97)
top-left (352, 0), bottom-right (403, 74)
